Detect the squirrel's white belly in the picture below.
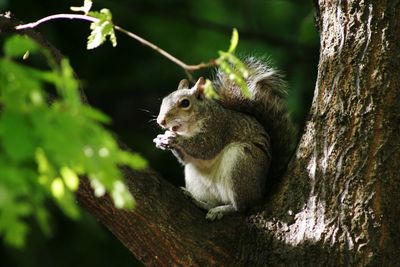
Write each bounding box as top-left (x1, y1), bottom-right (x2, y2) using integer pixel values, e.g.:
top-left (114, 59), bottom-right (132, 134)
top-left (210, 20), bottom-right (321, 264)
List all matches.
top-left (184, 143), bottom-right (243, 206)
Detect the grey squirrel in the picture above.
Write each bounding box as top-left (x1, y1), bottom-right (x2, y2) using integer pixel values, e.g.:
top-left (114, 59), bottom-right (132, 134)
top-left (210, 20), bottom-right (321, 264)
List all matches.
top-left (153, 57), bottom-right (297, 221)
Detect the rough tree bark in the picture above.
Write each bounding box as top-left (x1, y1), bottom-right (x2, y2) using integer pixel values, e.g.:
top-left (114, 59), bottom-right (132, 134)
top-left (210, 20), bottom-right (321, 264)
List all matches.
top-left (2, 0), bottom-right (400, 266)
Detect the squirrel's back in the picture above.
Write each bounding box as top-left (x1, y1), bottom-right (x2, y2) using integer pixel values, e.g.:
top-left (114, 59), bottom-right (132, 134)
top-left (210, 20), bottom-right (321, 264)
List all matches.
top-left (213, 57), bottom-right (297, 179)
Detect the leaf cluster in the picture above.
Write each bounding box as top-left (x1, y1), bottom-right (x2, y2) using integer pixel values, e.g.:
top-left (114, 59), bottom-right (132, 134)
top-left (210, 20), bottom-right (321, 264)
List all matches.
top-left (204, 28), bottom-right (251, 99)
top-left (71, 0), bottom-right (117, 50)
top-left (0, 35), bottom-right (146, 247)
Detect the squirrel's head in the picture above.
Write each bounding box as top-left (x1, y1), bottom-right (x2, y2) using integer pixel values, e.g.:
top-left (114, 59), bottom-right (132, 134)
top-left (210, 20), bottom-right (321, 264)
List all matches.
top-left (157, 77), bottom-right (207, 137)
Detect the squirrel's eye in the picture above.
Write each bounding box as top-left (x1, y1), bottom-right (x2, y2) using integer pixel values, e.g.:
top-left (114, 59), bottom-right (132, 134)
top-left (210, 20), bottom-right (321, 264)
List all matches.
top-left (179, 99), bottom-right (190, 108)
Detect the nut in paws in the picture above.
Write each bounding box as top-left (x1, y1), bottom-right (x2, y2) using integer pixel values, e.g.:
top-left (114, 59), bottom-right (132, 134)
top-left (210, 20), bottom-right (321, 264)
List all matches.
top-left (153, 131), bottom-right (177, 150)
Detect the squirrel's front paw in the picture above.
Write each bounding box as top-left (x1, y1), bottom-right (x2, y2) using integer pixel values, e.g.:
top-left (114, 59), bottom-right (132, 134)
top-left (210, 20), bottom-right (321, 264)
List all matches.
top-left (153, 131), bottom-right (178, 150)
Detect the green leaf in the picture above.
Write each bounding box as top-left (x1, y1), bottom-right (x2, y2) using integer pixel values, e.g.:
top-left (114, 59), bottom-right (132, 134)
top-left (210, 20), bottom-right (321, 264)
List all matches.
top-left (50, 59), bottom-right (82, 110)
top-left (0, 59), bottom-right (45, 109)
top-left (60, 166), bottom-right (79, 191)
top-left (87, 9), bottom-right (117, 49)
top-left (111, 180), bottom-right (135, 209)
top-left (216, 51), bottom-right (251, 98)
top-left (215, 29), bottom-right (251, 98)
top-left (81, 106), bottom-right (111, 123)
top-left (228, 28), bottom-right (239, 53)
top-left (0, 112), bottom-right (36, 162)
top-left (4, 220), bottom-right (28, 248)
top-left (203, 79), bottom-right (219, 99)
top-left (36, 148), bottom-right (50, 175)
top-left (70, 0), bottom-right (93, 14)
top-left (4, 35), bottom-right (39, 58)
top-left (54, 191), bottom-right (80, 219)
top-left (118, 151), bottom-right (148, 170)
top-left (90, 178), bottom-right (106, 197)
top-left (51, 178), bottom-right (65, 199)
top-left (35, 207), bottom-right (52, 237)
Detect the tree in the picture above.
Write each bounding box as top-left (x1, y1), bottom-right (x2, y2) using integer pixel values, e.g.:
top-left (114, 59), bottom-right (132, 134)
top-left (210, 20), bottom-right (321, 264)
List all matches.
top-left (3, 0), bottom-right (400, 266)
top-left (79, 1), bottom-right (400, 265)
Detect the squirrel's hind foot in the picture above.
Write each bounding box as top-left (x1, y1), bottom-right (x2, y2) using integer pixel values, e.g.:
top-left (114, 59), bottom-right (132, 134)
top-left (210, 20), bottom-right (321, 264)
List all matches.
top-left (206, 204), bottom-right (236, 221)
top-left (180, 187), bottom-right (215, 211)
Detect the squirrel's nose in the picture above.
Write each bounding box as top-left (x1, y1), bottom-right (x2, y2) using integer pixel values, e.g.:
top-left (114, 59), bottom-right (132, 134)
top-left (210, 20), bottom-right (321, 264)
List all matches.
top-left (157, 117), bottom-right (167, 127)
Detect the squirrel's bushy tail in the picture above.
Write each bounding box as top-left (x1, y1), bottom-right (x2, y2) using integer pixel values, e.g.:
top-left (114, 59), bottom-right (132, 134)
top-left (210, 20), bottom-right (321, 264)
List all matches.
top-left (214, 57), bottom-right (297, 179)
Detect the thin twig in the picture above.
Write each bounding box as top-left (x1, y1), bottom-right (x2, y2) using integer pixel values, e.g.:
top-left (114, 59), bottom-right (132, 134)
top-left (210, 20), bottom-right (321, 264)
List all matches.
top-left (15, 13), bottom-right (218, 72)
top-left (15, 14), bottom-right (98, 28)
top-left (113, 24), bottom-right (217, 71)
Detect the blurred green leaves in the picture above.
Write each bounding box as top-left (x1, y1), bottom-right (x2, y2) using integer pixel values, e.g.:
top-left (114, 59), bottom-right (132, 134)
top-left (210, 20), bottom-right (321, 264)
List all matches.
top-left (0, 34), bottom-right (147, 248)
top-left (3, 34), bottom-right (39, 57)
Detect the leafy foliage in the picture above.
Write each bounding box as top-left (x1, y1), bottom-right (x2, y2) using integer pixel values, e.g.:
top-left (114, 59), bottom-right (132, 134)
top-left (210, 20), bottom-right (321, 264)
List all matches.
top-left (204, 28), bottom-right (251, 99)
top-left (86, 9), bottom-right (117, 50)
top-left (216, 29), bottom-right (250, 97)
top-left (71, 0), bottom-right (117, 50)
top-left (0, 35), bottom-right (147, 247)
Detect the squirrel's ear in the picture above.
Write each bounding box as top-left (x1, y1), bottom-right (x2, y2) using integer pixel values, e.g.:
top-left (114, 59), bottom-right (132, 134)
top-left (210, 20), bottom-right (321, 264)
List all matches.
top-left (177, 79), bottom-right (189, 90)
top-left (193, 77), bottom-right (206, 100)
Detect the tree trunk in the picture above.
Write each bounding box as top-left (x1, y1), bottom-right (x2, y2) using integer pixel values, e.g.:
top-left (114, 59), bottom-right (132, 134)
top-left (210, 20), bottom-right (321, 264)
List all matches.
top-left (3, 0), bottom-right (400, 266)
top-left (249, 1), bottom-right (400, 265)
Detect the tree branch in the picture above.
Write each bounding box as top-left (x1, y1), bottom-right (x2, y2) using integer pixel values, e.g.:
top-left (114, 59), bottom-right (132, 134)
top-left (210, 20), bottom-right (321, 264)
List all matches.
top-left (14, 13), bottom-right (98, 29)
top-left (14, 13), bottom-right (217, 72)
top-left (76, 168), bottom-right (262, 266)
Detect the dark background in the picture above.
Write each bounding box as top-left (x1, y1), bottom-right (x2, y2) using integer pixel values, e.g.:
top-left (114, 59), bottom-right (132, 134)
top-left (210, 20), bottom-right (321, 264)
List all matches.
top-left (0, 0), bottom-right (319, 266)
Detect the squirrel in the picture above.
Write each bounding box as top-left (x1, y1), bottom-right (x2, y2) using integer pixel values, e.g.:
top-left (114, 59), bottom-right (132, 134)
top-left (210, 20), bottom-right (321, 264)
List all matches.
top-left (153, 57), bottom-right (297, 221)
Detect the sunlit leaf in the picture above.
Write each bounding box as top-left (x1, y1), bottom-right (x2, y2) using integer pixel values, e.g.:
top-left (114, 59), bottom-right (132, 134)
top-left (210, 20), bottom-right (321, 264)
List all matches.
top-left (87, 9), bottom-right (117, 49)
top-left (111, 180), bottom-right (135, 209)
top-left (70, 0), bottom-right (93, 14)
top-left (60, 166), bottom-right (80, 191)
top-left (228, 28), bottom-right (239, 53)
top-left (217, 49), bottom-right (251, 98)
top-left (90, 178), bottom-right (106, 197)
top-left (51, 178), bottom-right (65, 199)
top-left (22, 51), bottom-right (30, 60)
top-left (203, 79), bottom-right (219, 99)
top-left (35, 148), bottom-right (49, 174)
